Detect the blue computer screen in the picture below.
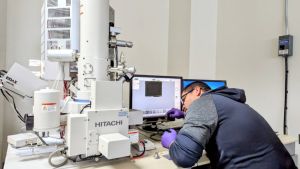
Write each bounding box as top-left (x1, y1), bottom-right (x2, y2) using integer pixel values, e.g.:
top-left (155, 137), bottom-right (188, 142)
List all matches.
top-left (183, 79), bottom-right (227, 90)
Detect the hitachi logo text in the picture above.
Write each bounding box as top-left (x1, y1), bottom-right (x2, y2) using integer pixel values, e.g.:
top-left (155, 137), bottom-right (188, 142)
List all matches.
top-left (95, 120), bottom-right (123, 127)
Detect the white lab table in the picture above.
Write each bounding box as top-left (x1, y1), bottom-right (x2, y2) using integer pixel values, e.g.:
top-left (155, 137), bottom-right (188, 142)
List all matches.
top-left (4, 135), bottom-right (296, 169)
top-left (4, 141), bottom-right (209, 169)
top-left (278, 134), bottom-right (298, 165)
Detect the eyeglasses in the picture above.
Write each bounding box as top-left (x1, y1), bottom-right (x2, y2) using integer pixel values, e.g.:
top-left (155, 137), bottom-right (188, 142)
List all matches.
top-left (181, 89), bottom-right (194, 104)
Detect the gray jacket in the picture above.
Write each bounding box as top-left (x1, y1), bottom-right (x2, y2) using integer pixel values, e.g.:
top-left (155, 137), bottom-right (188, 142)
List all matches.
top-left (169, 88), bottom-right (297, 169)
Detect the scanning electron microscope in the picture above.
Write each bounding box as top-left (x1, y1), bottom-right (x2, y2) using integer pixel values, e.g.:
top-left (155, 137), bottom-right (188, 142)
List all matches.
top-left (2, 0), bottom-right (144, 167)
top-left (63, 0), bottom-right (141, 160)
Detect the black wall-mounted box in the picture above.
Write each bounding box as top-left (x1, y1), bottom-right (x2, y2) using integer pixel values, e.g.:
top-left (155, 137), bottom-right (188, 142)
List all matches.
top-left (278, 35), bottom-right (293, 57)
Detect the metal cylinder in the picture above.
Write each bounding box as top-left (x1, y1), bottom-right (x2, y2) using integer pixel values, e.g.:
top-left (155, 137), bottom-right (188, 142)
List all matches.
top-left (33, 88), bottom-right (61, 131)
top-left (78, 0), bottom-right (110, 94)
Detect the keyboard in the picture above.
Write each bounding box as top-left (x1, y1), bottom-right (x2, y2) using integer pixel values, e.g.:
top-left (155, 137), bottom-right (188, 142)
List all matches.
top-left (157, 119), bottom-right (184, 130)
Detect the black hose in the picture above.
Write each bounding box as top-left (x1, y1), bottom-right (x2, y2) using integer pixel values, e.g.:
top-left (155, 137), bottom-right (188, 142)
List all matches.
top-left (283, 56), bottom-right (288, 134)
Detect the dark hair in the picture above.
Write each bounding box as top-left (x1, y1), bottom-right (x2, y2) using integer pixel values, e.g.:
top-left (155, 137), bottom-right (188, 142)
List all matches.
top-left (183, 81), bottom-right (211, 92)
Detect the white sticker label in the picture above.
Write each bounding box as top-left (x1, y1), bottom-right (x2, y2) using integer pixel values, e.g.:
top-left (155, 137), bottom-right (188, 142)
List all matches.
top-left (42, 103), bottom-right (57, 112)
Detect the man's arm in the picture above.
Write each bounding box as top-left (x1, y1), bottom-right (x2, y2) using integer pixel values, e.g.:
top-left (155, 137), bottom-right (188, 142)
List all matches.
top-left (169, 95), bottom-right (218, 168)
top-left (169, 132), bottom-right (204, 168)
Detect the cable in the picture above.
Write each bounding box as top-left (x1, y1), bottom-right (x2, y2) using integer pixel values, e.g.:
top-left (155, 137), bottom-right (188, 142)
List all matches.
top-left (63, 81), bottom-right (67, 98)
top-left (132, 140), bottom-right (146, 158)
top-left (115, 47), bottom-right (119, 67)
top-left (79, 103), bottom-right (91, 114)
top-left (78, 154), bottom-right (103, 161)
top-left (283, 56), bottom-right (288, 134)
top-left (0, 80), bottom-right (29, 123)
top-left (137, 125), bottom-right (163, 142)
top-left (67, 154), bottom-right (103, 163)
top-left (283, 0), bottom-right (290, 135)
top-left (33, 132), bottom-right (49, 146)
top-left (0, 72), bottom-right (6, 77)
top-left (1, 85), bottom-right (33, 98)
top-left (0, 89), bottom-right (10, 102)
top-left (0, 70), bottom-right (7, 77)
top-left (48, 148), bottom-right (68, 168)
top-left (4, 91), bottom-right (25, 123)
top-left (5, 91), bottom-right (25, 122)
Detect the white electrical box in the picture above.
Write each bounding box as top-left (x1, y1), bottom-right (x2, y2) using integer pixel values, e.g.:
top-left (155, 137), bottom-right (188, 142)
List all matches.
top-left (66, 114), bottom-right (87, 156)
top-left (7, 133), bottom-right (38, 148)
top-left (41, 0), bottom-right (79, 80)
top-left (98, 133), bottom-right (130, 159)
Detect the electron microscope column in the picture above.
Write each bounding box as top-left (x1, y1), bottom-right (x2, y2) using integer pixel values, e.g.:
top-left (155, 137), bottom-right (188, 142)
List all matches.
top-left (78, 0), bottom-right (109, 99)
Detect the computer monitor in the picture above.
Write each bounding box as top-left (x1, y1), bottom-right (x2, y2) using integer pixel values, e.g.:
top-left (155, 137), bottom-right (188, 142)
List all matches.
top-left (183, 79), bottom-right (227, 90)
top-left (130, 74), bottom-right (182, 119)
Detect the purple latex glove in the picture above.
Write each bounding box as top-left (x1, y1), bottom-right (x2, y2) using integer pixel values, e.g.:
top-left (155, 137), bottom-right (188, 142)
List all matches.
top-left (167, 108), bottom-right (185, 120)
top-left (161, 129), bottom-right (177, 149)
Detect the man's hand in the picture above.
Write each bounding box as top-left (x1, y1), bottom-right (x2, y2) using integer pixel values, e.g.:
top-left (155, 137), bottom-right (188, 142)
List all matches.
top-left (166, 108), bottom-right (185, 120)
top-left (161, 129), bottom-right (177, 149)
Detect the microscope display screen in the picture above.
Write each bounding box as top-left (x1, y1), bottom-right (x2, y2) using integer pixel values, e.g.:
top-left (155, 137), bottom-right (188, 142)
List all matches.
top-left (145, 81), bottom-right (162, 97)
top-left (130, 75), bottom-right (182, 118)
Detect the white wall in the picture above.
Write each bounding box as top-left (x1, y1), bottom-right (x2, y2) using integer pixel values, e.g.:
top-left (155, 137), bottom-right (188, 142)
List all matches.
top-left (109, 0), bottom-right (170, 107)
top-left (167, 0), bottom-right (190, 78)
top-left (216, 0), bottom-right (300, 163)
top-left (110, 0), bottom-right (193, 77)
top-left (216, 0), bottom-right (289, 135)
top-left (3, 0), bottom-right (42, 162)
top-left (110, 0), bottom-right (169, 75)
top-left (112, 0), bottom-right (219, 80)
top-left (0, 0), bottom-right (6, 166)
top-left (188, 0), bottom-right (218, 79)
top-left (6, 0), bottom-right (42, 68)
